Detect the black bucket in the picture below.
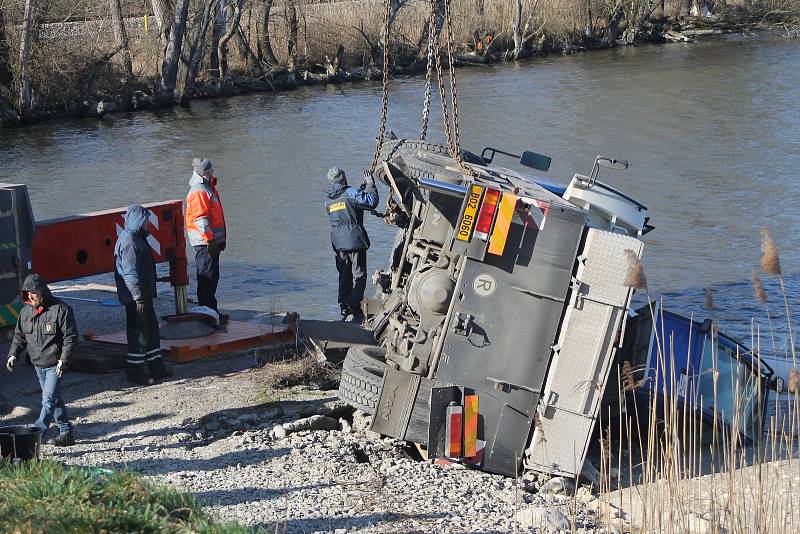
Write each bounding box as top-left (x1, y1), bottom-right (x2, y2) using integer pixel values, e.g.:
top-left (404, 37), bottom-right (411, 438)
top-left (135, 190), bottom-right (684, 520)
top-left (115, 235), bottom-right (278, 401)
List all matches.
top-left (0, 425), bottom-right (42, 461)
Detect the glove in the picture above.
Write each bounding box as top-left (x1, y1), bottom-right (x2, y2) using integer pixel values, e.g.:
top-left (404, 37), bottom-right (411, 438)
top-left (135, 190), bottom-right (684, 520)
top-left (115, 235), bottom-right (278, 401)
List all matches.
top-left (56, 360), bottom-right (64, 378)
top-left (362, 170), bottom-right (376, 187)
top-left (135, 300), bottom-right (146, 314)
top-left (218, 240), bottom-right (226, 252)
top-left (208, 241), bottom-right (220, 255)
top-left (6, 355), bottom-right (15, 373)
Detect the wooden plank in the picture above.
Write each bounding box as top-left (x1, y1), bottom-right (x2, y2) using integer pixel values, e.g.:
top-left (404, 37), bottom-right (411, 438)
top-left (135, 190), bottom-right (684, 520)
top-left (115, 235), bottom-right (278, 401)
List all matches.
top-left (87, 320), bottom-right (294, 363)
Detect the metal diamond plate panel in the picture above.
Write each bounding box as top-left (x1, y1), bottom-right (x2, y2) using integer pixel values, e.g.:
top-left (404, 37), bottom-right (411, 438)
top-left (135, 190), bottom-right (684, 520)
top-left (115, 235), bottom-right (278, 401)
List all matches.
top-left (577, 230), bottom-right (644, 307)
top-left (526, 229), bottom-right (643, 477)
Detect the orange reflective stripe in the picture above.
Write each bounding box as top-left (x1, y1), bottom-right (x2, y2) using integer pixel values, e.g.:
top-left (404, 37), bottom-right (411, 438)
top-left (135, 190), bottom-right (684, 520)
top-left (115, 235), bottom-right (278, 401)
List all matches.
top-left (464, 394), bottom-right (478, 458)
top-left (488, 193), bottom-right (518, 256)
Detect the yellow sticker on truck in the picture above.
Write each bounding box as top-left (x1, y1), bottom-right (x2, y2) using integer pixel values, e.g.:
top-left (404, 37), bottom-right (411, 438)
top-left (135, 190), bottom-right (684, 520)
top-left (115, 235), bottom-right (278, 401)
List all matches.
top-left (456, 185), bottom-right (484, 242)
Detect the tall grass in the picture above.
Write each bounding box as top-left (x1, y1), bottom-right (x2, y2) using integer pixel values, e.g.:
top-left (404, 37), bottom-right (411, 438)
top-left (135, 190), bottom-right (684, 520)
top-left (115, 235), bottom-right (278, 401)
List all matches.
top-left (595, 230), bottom-right (800, 533)
top-left (0, 459), bottom-right (248, 533)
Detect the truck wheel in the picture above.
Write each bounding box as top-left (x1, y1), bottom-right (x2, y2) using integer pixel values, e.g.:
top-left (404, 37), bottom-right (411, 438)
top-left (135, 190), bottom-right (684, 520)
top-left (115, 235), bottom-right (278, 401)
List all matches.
top-left (338, 345), bottom-right (389, 415)
top-left (381, 139), bottom-right (483, 167)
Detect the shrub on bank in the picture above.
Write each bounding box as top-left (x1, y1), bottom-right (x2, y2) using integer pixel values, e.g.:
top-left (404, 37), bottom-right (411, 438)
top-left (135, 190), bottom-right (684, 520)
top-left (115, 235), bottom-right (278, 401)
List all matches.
top-left (0, 459), bottom-right (248, 533)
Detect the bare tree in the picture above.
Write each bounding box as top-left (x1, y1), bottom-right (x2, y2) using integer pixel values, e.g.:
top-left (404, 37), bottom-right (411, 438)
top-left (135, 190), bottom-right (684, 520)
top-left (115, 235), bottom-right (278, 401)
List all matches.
top-left (218, 0), bottom-right (244, 78)
top-left (18, 0), bottom-right (35, 114)
top-left (177, 0), bottom-right (215, 102)
top-left (679, 0), bottom-right (692, 17)
top-left (109, 0), bottom-right (133, 79)
top-left (286, 0), bottom-right (298, 71)
top-left (512, 0), bottom-right (540, 59)
top-left (0, 5), bottom-right (13, 90)
top-left (209, 0), bottom-right (227, 78)
top-left (150, 0), bottom-right (174, 47)
top-left (258, 0), bottom-right (278, 65)
top-left (157, 0), bottom-right (191, 105)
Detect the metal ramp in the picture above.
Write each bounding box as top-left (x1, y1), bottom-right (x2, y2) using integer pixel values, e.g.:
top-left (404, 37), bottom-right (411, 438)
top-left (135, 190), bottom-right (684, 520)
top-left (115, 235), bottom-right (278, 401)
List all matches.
top-left (526, 229), bottom-right (644, 477)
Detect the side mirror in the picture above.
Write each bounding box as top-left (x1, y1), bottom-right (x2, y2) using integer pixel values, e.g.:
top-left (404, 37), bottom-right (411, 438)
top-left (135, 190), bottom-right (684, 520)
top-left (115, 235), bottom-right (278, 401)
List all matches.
top-left (774, 376), bottom-right (784, 394)
top-left (520, 151), bottom-right (552, 172)
top-left (588, 155), bottom-right (631, 187)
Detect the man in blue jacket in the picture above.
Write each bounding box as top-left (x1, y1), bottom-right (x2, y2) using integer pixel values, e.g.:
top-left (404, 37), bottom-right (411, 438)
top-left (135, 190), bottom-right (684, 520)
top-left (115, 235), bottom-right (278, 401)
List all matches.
top-left (6, 274), bottom-right (78, 446)
top-left (114, 204), bottom-right (172, 385)
top-left (325, 167), bottom-right (379, 323)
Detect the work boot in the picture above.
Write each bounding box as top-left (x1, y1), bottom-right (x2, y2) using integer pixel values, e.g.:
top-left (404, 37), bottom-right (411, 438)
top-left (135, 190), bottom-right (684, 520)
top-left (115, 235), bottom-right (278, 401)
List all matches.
top-left (148, 358), bottom-right (173, 380)
top-left (218, 313), bottom-right (230, 325)
top-left (349, 313), bottom-right (365, 326)
top-left (51, 430), bottom-right (76, 447)
top-left (126, 364), bottom-right (154, 386)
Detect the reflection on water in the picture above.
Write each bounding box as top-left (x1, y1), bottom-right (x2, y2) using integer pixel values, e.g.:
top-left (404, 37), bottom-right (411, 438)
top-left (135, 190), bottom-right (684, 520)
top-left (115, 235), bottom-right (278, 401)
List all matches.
top-left (2, 36), bottom-right (799, 345)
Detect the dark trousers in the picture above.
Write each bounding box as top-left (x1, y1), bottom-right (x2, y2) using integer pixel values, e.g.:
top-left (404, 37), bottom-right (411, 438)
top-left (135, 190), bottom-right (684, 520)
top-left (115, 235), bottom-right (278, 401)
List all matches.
top-left (335, 250), bottom-right (367, 316)
top-left (125, 300), bottom-right (161, 366)
top-left (34, 365), bottom-right (71, 434)
top-left (195, 246), bottom-right (220, 311)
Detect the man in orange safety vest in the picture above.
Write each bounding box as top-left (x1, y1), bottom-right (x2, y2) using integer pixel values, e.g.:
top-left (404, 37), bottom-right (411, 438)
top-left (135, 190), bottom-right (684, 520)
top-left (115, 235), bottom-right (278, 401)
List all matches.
top-left (185, 158), bottom-right (227, 321)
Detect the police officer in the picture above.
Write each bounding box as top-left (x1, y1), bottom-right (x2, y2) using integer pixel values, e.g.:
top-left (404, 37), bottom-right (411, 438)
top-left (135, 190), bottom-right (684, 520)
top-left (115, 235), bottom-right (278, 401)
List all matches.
top-left (325, 167), bottom-right (379, 323)
top-left (6, 274), bottom-right (78, 446)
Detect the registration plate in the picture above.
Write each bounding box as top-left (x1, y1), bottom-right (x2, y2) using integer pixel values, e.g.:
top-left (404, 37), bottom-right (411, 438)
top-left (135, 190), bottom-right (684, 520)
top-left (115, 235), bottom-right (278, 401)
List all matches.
top-left (456, 185), bottom-right (484, 242)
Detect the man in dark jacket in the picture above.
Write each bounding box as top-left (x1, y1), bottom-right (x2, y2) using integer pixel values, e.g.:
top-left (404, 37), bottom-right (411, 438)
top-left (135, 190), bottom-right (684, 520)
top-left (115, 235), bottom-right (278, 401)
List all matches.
top-left (114, 204), bottom-right (172, 385)
top-left (6, 274), bottom-right (78, 446)
top-left (325, 167), bottom-right (379, 323)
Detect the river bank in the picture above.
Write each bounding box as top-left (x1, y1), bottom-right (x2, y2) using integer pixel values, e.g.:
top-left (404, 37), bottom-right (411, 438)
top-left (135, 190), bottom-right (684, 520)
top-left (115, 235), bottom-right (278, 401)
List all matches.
top-left (1, 2), bottom-right (798, 128)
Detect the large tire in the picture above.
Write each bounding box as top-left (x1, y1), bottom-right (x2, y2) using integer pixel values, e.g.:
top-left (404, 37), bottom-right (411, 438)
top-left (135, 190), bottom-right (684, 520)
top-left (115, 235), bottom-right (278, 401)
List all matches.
top-left (381, 138), bottom-right (483, 168)
top-left (338, 346), bottom-right (389, 415)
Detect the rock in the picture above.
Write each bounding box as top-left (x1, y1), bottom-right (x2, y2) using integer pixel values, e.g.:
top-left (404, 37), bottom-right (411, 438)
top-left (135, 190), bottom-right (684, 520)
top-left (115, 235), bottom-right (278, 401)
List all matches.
top-left (281, 415), bottom-right (339, 435)
top-left (538, 476), bottom-right (575, 496)
top-left (515, 506), bottom-right (571, 531)
top-left (339, 418), bottom-right (352, 433)
top-left (351, 411), bottom-right (372, 433)
top-left (580, 459), bottom-right (601, 486)
top-left (237, 413), bottom-right (259, 423)
top-left (271, 425), bottom-right (287, 440)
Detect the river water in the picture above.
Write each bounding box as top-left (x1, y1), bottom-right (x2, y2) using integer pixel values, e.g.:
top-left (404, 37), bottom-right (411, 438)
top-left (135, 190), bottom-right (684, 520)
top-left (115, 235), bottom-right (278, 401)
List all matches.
top-left (1, 35), bottom-right (798, 346)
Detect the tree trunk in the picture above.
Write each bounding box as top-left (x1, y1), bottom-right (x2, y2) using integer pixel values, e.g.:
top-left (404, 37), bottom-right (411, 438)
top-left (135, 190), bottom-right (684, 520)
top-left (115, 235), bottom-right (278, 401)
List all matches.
top-left (18, 0), bottom-right (34, 115)
top-left (286, 0), bottom-right (298, 71)
top-left (109, 0), bottom-right (133, 79)
top-left (512, 0), bottom-right (523, 59)
top-left (150, 0), bottom-right (173, 47)
top-left (679, 0), bottom-right (691, 17)
top-left (417, 0), bottom-right (443, 53)
top-left (258, 0), bottom-right (277, 65)
top-left (374, 0), bottom-right (403, 65)
top-left (0, 6), bottom-right (13, 89)
top-left (209, 0), bottom-right (227, 78)
top-left (177, 0), bottom-right (214, 103)
top-left (218, 0), bottom-right (244, 79)
top-left (157, 0), bottom-right (191, 106)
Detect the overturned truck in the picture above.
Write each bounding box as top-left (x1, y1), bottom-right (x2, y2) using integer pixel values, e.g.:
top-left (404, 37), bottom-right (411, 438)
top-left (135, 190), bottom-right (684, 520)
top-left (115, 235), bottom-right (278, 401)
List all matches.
top-left (337, 138), bottom-right (652, 478)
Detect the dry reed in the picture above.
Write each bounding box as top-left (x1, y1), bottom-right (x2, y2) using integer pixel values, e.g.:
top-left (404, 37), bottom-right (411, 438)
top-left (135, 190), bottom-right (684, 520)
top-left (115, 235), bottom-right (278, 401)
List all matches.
top-left (623, 249), bottom-right (647, 290)
top-left (760, 227), bottom-right (781, 276)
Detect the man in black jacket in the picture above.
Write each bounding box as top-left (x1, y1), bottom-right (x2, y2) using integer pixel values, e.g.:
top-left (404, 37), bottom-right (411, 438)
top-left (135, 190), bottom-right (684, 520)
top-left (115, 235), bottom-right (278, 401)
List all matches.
top-left (114, 204), bottom-right (172, 385)
top-left (325, 167), bottom-right (379, 323)
top-left (5, 274), bottom-right (78, 446)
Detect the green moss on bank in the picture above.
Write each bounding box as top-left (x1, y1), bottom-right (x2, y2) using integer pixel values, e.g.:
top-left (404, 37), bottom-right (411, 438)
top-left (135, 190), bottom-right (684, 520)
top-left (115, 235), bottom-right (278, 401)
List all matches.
top-left (0, 460), bottom-right (249, 533)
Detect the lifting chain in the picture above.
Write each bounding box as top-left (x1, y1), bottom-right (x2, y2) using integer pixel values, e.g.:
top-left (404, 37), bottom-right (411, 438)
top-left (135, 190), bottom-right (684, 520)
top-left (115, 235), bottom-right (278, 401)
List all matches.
top-left (429, 0), bottom-right (478, 177)
top-left (420, 3), bottom-right (437, 140)
top-left (369, 0), bottom-right (393, 175)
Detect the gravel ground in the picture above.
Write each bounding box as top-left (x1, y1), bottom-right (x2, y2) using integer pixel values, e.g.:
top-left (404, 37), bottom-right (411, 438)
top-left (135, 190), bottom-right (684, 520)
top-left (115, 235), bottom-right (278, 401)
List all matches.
top-left (0, 348), bottom-right (601, 533)
top-left (0, 285), bottom-right (601, 533)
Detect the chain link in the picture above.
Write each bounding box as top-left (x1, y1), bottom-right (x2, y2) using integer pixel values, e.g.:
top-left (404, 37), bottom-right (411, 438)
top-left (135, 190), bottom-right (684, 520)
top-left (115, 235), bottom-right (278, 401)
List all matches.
top-left (420, 3), bottom-right (437, 140)
top-left (442, 0), bottom-right (477, 176)
top-left (369, 0), bottom-right (393, 174)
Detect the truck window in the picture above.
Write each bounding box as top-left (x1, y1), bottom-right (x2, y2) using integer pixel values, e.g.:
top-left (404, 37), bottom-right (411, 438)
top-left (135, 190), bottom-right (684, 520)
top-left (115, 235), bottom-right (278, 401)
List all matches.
top-left (696, 338), bottom-right (762, 442)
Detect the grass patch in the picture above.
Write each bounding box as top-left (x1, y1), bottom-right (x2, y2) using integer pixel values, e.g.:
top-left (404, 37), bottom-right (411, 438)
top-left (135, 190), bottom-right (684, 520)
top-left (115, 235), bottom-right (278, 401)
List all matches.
top-left (0, 460), bottom-right (249, 533)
